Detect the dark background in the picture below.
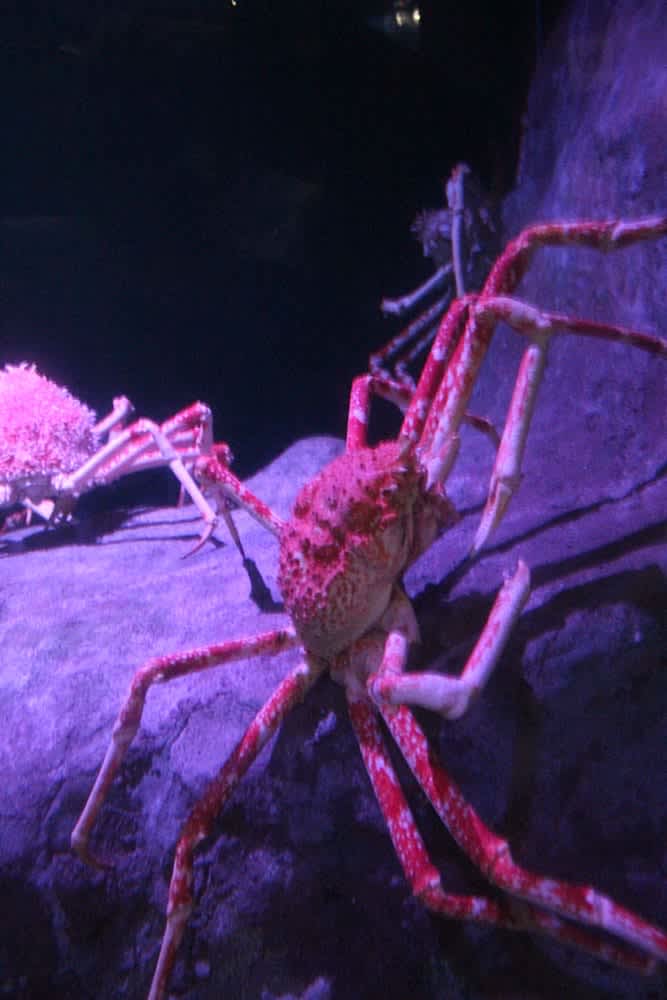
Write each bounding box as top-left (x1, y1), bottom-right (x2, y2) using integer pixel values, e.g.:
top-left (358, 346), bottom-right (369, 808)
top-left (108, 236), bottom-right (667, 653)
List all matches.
top-left (1, 1), bottom-right (565, 501)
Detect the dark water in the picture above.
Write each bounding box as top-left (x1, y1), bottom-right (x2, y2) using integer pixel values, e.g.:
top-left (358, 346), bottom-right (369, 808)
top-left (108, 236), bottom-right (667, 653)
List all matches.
top-left (1, 2), bottom-right (561, 495)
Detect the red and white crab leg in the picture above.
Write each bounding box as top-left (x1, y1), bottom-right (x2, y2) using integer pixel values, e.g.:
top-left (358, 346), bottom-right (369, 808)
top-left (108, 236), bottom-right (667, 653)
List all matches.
top-left (345, 373), bottom-right (413, 449)
top-left (469, 297), bottom-right (667, 554)
top-left (193, 447), bottom-right (284, 538)
top-left (369, 562), bottom-right (531, 719)
top-left (91, 403), bottom-right (215, 479)
top-left (127, 402), bottom-right (217, 475)
top-left (347, 351), bottom-right (498, 454)
top-left (71, 626), bottom-right (302, 869)
top-left (380, 700), bottom-right (667, 967)
top-left (398, 295), bottom-right (474, 449)
top-left (147, 652), bottom-right (326, 1000)
top-left (92, 395), bottom-right (135, 437)
top-left (347, 687), bottom-right (655, 971)
top-left (58, 414), bottom-right (222, 545)
top-left (419, 216), bottom-right (667, 493)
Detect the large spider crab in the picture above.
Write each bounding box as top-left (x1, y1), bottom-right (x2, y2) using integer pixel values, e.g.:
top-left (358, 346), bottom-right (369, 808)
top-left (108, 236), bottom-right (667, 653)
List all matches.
top-left (72, 217), bottom-right (667, 999)
top-left (0, 363), bottom-right (243, 549)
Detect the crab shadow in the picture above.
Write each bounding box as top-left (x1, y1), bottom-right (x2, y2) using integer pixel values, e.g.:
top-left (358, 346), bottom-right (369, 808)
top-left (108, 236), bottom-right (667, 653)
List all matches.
top-left (0, 507), bottom-right (131, 555)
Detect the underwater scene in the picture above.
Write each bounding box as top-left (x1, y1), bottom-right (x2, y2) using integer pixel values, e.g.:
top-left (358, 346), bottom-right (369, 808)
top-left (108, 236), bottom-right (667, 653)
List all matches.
top-left (1, 2), bottom-right (666, 998)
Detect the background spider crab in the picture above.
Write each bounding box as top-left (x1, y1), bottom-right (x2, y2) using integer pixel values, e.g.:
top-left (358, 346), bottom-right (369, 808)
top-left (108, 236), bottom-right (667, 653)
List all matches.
top-left (70, 215), bottom-right (667, 1000)
top-left (0, 362), bottom-right (243, 549)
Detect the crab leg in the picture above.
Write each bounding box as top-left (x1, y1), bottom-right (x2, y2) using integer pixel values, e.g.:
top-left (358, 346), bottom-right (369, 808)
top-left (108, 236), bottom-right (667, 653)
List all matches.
top-left (348, 690), bottom-right (655, 971)
top-left (193, 446), bottom-right (285, 538)
top-left (469, 297), bottom-right (667, 554)
top-left (398, 295), bottom-right (474, 450)
top-left (380, 701), bottom-right (667, 967)
top-left (346, 373), bottom-right (413, 449)
top-left (380, 266), bottom-right (452, 320)
top-left (71, 626), bottom-right (301, 869)
top-left (92, 403), bottom-right (215, 480)
top-left (87, 403), bottom-right (254, 556)
top-left (148, 653), bottom-right (325, 1000)
top-left (102, 409), bottom-right (209, 476)
top-left (347, 356), bottom-right (498, 455)
top-left (420, 216), bottom-right (667, 489)
top-left (57, 414), bottom-right (222, 546)
top-left (369, 561), bottom-right (531, 719)
top-left (92, 395), bottom-right (134, 437)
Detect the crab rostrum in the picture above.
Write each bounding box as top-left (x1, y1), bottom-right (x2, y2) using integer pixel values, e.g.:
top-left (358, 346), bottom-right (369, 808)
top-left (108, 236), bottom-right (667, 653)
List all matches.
top-left (71, 217), bottom-right (667, 999)
top-left (0, 363), bottom-right (245, 550)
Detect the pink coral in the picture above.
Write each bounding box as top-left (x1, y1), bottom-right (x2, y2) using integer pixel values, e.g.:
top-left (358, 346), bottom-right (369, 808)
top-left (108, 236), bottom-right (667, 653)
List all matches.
top-left (0, 363), bottom-right (97, 481)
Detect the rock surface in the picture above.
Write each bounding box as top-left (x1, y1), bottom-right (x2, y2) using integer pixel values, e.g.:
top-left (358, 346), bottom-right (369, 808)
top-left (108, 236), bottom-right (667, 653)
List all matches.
top-left (1, 1), bottom-right (667, 998)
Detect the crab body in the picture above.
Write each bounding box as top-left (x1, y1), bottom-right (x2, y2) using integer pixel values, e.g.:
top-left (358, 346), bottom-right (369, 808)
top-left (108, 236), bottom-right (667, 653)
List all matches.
top-left (71, 215), bottom-right (667, 1000)
top-left (278, 442), bottom-right (455, 657)
top-left (0, 363), bottom-right (98, 513)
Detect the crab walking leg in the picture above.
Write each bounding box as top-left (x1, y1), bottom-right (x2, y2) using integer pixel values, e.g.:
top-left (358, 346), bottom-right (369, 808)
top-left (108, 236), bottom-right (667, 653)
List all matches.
top-left (369, 562), bottom-right (531, 720)
top-left (469, 296), bottom-right (667, 554)
top-left (399, 295), bottom-right (474, 449)
top-left (473, 336), bottom-right (549, 555)
top-left (148, 654), bottom-right (326, 1000)
top-left (379, 267), bottom-right (452, 320)
top-left (388, 294), bottom-right (453, 389)
top-left (64, 417), bottom-right (194, 485)
top-left (160, 401), bottom-right (215, 453)
top-left (381, 702), bottom-right (667, 967)
top-left (187, 452), bottom-right (285, 558)
top-left (103, 405), bottom-right (218, 480)
top-left (448, 161), bottom-right (470, 297)
top-left (71, 627), bottom-right (301, 868)
top-left (93, 403), bottom-right (252, 556)
top-left (349, 688), bottom-right (509, 914)
top-left (346, 373), bottom-right (413, 450)
top-left (420, 215), bottom-right (667, 487)
top-left (194, 448), bottom-right (284, 537)
top-left (349, 346), bottom-right (498, 454)
top-left (92, 395), bottom-right (135, 437)
top-left (348, 691), bottom-right (654, 972)
top-left (59, 417), bottom-right (221, 545)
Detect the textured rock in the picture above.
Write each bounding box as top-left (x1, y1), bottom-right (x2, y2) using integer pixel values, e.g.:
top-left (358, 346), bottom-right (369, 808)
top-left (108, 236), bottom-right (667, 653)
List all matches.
top-left (1, 2), bottom-right (667, 999)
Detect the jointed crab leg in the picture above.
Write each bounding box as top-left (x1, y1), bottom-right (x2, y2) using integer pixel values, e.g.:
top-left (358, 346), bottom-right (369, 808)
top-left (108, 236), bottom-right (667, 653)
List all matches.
top-left (469, 298), bottom-right (667, 553)
top-left (360, 566), bottom-right (666, 966)
top-left (148, 652), bottom-right (325, 1000)
top-left (194, 445), bottom-right (285, 538)
top-left (349, 690), bottom-right (655, 971)
top-left (370, 562), bottom-right (531, 720)
top-left (92, 395), bottom-right (134, 437)
top-left (347, 365), bottom-right (498, 453)
top-left (346, 373), bottom-right (413, 449)
top-left (399, 296), bottom-right (474, 451)
top-left (406, 216), bottom-right (667, 543)
top-left (380, 700), bottom-right (667, 969)
top-left (54, 408), bottom-right (222, 546)
top-left (71, 626), bottom-right (301, 868)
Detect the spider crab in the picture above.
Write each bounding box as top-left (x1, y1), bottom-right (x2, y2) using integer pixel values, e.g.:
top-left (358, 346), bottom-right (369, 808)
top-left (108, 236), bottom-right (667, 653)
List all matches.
top-left (0, 363), bottom-right (242, 549)
top-left (72, 216), bottom-right (667, 999)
